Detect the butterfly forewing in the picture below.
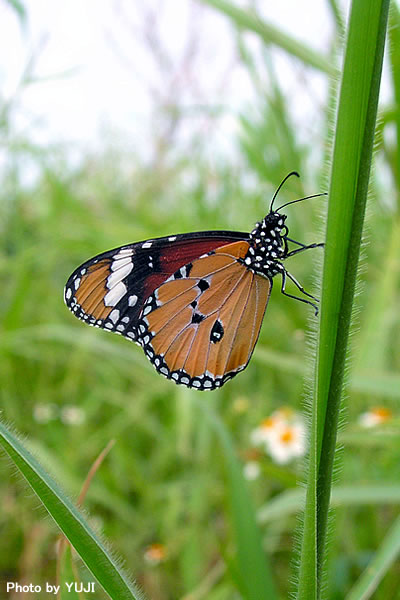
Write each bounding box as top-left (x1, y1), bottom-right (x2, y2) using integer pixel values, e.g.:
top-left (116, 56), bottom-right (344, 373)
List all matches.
top-left (137, 241), bottom-right (272, 390)
top-left (64, 231), bottom-right (247, 340)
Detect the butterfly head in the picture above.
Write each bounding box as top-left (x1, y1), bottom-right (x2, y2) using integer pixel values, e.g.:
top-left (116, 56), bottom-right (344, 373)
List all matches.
top-left (249, 211), bottom-right (287, 243)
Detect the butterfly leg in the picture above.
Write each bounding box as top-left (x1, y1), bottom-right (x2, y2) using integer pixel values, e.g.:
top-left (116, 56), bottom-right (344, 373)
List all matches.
top-left (285, 237), bottom-right (324, 258)
top-left (280, 268), bottom-right (319, 315)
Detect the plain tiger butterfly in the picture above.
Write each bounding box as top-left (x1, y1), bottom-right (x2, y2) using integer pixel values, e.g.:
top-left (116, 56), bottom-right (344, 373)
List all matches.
top-left (64, 172), bottom-right (324, 391)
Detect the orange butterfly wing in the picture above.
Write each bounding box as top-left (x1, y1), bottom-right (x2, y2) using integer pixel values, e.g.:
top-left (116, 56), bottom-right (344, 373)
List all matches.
top-left (137, 241), bottom-right (272, 390)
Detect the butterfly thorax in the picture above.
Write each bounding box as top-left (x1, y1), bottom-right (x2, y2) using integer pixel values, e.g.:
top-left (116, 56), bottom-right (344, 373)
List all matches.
top-left (243, 212), bottom-right (287, 279)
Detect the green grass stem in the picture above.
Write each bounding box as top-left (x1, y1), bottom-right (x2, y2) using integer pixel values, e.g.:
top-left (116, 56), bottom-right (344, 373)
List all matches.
top-left (0, 420), bottom-right (143, 600)
top-left (202, 0), bottom-right (337, 76)
top-left (194, 397), bottom-right (277, 600)
top-left (297, 1), bottom-right (390, 597)
top-left (346, 513), bottom-right (400, 600)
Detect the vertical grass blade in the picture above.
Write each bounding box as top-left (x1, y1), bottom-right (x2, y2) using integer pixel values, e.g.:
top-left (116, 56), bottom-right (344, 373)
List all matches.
top-left (201, 0), bottom-right (336, 75)
top-left (346, 513), bottom-right (400, 600)
top-left (194, 399), bottom-right (277, 600)
top-left (0, 420), bottom-right (143, 600)
top-left (297, 1), bottom-right (390, 598)
top-left (388, 0), bottom-right (400, 195)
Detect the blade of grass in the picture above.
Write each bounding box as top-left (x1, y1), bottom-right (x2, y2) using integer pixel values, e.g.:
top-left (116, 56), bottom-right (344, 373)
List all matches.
top-left (202, 0), bottom-right (337, 76)
top-left (327, 0), bottom-right (346, 39)
top-left (59, 545), bottom-right (81, 600)
top-left (388, 1), bottom-right (400, 197)
top-left (259, 484), bottom-right (400, 524)
top-left (297, 1), bottom-right (390, 598)
top-left (0, 420), bottom-right (144, 600)
top-left (346, 513), bottom-right (400, 600)
top-left (56, 440), bottom-right (116, 596)
top-left (193, 396), bottom-right (277, 600)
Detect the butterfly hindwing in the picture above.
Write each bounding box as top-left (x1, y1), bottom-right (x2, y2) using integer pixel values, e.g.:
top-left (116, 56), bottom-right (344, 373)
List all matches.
top-left (136, 241), bottom-right (272, 390)
top-left (64, 231), bottom-right (247, 344)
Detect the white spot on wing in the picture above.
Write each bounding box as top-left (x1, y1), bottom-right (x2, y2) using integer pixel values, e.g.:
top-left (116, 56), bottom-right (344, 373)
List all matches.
top-left (111, 256), bottom-right (132, 270)
top-left (109, 309), bottom-right (120, 323)
top-left (65, 288), bottom-right (72, 300)
top-left (128, 295), bottom-right (138, 306)
top-left (106, 262), bottom-right (133, 288)
top-left (115, 248), bottom-right (133, 257)
top-left (104, 282), bottom-right (127, 306)
top-left (142, 241), bottom-right (153, 248)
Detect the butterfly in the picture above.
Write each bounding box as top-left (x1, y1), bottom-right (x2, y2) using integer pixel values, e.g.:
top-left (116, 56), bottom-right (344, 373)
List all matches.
top-left (64, 172), bottom-right (324, 390)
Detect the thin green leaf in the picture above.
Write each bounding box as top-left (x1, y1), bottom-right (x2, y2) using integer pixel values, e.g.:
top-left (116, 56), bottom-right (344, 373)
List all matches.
top-left (346, 514), bottom-right (400, 600)
top-left (327, 0), bottom-right (346, 38)
top-left (297, 1), bottom-right (390, 598)
top-left (202, 0), bottom-right (337, 76)
top-left (388, 1), bottom-right (400, 199)
top-left (193, 397), bottom-right (277, 600)
top-left (5, 0), bottom-right (27, 25)
top-left (59, 545), bottom-right (82, 600)
top-left (259, 484), bottom-right (400, 524)
top-left (255, 348), bottom-right (400, 399)
top-left (0, 420), bottom-right (144, 600)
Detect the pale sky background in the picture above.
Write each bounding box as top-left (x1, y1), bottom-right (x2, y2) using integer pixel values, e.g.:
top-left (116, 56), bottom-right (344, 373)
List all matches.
top-left (0, 0), bottom-right (360, 169)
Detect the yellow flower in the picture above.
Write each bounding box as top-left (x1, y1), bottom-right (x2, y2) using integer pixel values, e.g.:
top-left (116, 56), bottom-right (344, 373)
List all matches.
top-left (144, 543), bottom-right (167, 565)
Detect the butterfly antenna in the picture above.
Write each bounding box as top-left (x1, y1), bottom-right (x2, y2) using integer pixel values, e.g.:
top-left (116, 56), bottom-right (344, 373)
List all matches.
top-left (269, 171), bottom-right (300, 213)
top-left (275, 192), bottom-right (327, 213)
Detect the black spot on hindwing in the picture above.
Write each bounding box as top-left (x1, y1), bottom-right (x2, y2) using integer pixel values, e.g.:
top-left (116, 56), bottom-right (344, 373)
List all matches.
top-left (173, 262), bottom-right (193, 279)
top-left (191, 312), bottom-right (205, 324)
top-left (198, 279), bottom-right (209, 292)
top-left (210, 319), bottom-right (224, 343)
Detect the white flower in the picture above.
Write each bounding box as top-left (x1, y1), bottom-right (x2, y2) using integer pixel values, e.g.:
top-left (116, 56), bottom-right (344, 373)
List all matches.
top-left (60, 405), bottom-right (86, 425)
top-left (251, 408), bottom-right (296, 446)
top-left (267, 421), bottom-right (307, 464)
top-left (243, 461), bottom-right (261, 480)
top-left (359, 407), bottom-right (392, 428)
top-left (251, 408), bottom-right (307, 464)
top-left (251, 413), bottom-right (283, 446)
top-left (33, 403), bottom-right (58, 423)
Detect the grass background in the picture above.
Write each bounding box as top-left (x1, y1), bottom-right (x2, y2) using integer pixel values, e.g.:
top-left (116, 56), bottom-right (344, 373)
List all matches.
top-left (1, 1), bottom-right (400, 599)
